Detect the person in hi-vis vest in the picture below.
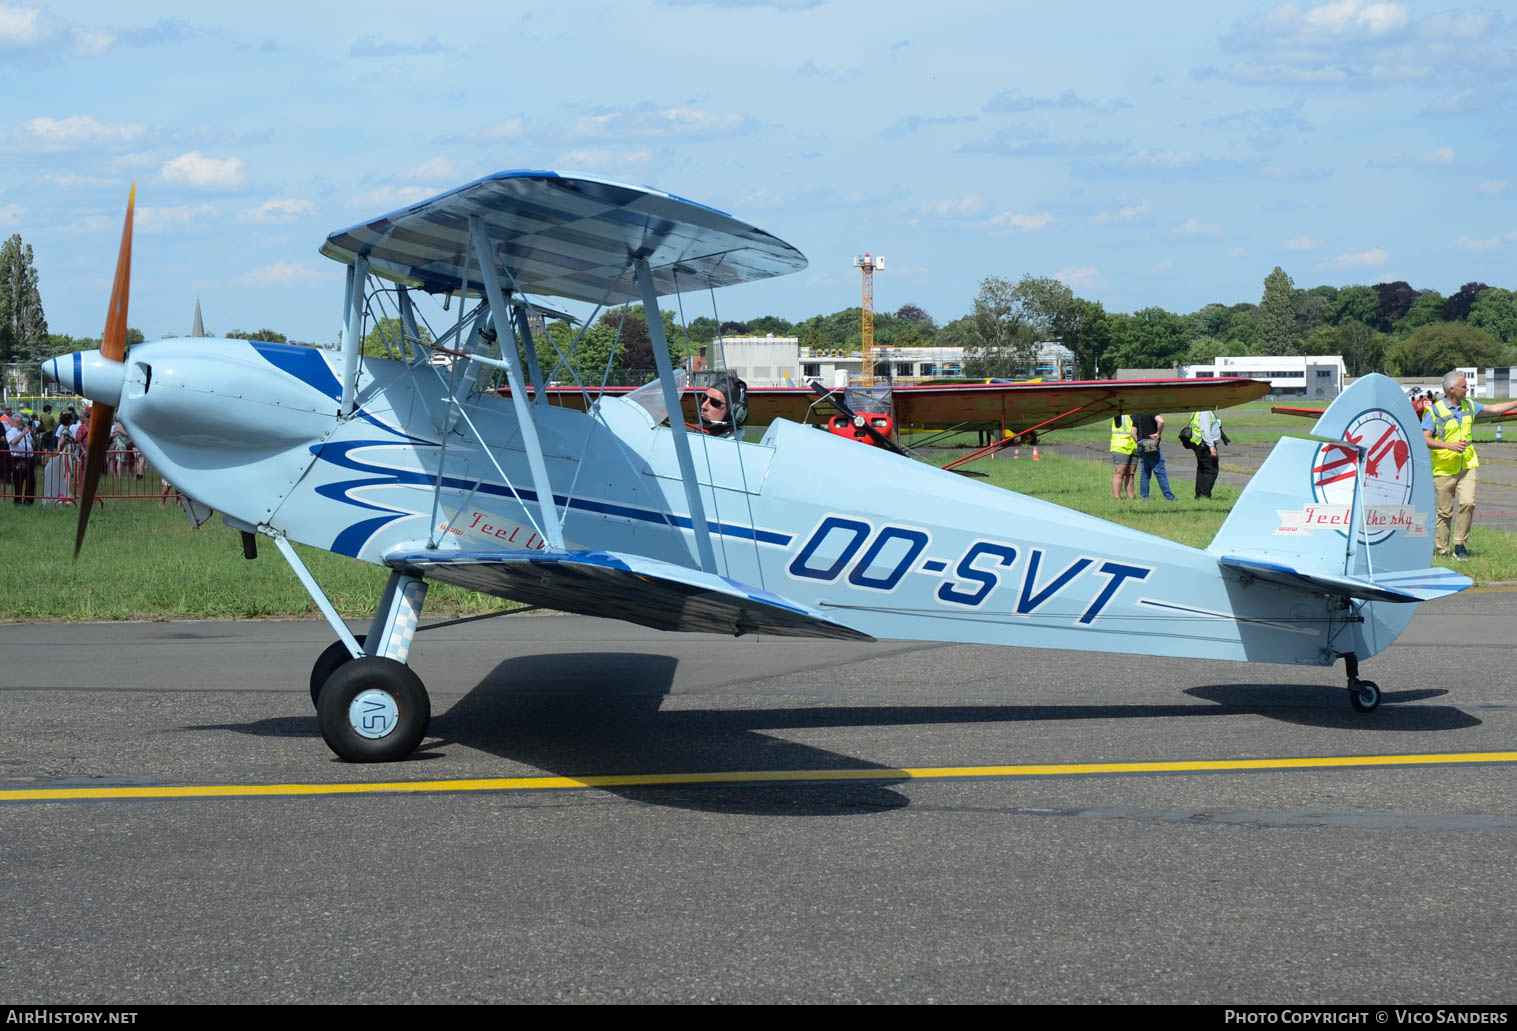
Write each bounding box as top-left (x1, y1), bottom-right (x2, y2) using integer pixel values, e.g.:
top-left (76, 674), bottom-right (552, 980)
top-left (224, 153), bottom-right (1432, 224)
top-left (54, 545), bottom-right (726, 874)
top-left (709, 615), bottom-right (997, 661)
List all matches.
top-left (1110, 413), bottom-right (1137, 501)
top-left (1421, 370), bottom-right (1517, 559)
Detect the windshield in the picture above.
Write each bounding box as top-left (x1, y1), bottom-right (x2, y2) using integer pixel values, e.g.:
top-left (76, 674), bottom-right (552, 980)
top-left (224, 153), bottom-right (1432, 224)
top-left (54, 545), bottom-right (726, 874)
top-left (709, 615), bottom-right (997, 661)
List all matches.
top-left (622, 369), bottom-right (689, 425)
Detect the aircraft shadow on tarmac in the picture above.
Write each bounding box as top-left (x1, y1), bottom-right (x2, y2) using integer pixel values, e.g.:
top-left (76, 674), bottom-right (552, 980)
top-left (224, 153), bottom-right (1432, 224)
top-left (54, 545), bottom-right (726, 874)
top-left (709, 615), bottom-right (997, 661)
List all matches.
top-left (427, 653), bottom-right (1483, 811)
top-left (195, 654), bottom-right (1480, 814)
top-left (427, 652), bottom-right (912, 816)
top-left (1184, 684), bottom-right (1479, 731)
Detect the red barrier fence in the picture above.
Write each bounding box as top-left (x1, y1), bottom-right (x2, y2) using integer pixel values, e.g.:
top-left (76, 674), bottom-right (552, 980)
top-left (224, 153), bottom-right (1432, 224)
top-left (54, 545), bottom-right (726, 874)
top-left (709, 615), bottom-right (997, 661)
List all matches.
top-left (2, 449), bottom-right (177, 506)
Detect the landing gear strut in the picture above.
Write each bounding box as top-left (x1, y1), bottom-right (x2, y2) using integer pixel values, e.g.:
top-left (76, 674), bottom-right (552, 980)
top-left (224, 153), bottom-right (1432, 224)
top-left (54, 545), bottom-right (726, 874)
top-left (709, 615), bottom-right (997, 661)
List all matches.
top-left (275, 534), bottom-right (435, 762)
top-left (1343, 653), bottom-right (1381, 713)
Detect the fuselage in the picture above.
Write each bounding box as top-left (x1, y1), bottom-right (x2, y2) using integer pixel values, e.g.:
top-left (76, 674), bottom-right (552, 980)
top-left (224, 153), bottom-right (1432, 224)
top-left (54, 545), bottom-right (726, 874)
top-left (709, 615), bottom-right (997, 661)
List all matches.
top-left (56, 338), bottom-right (1396, 667)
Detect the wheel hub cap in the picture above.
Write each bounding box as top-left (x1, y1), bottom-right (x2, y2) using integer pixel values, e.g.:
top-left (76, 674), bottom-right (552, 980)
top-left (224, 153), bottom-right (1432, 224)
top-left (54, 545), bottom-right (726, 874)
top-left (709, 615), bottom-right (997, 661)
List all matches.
top-left (349, 689), bottom-right (400, 739)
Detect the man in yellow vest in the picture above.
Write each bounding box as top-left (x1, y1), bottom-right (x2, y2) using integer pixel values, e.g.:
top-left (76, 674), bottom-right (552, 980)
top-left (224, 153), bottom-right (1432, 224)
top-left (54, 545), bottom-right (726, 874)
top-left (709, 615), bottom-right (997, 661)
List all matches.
top-left (1110, 413), bottom-right (1137, 500)
top-left (1422, 370), bottom-right (1517, 559)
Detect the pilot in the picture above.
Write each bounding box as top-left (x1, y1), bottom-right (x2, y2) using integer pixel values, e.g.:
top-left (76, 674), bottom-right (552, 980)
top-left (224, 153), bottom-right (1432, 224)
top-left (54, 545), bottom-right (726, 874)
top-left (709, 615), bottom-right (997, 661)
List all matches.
top-left (698, 375), bottom-right (748, 437)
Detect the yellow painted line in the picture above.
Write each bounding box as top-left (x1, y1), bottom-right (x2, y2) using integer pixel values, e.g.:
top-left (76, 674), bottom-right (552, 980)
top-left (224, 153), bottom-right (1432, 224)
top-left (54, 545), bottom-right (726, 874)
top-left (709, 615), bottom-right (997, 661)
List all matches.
top-left (3, 751), bottom-right (1516, 803)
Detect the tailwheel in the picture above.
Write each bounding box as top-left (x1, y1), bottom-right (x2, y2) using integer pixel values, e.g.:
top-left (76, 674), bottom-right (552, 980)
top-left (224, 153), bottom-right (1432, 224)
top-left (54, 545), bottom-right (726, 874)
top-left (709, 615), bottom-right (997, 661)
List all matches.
top-left (1349, 679), bottom-right (1381, 713)
top-left (316, 656), bottom-right (431, 762)
top-left (309, 635), bottom-right (366, 708)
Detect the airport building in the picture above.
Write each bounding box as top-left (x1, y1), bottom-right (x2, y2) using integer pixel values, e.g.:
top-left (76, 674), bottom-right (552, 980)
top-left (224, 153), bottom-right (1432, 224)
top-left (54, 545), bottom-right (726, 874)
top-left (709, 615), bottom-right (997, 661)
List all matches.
top-left (714, 335), bottom-right (1075, 387)
top-left (1180, 354), bottom-right (1347, 399)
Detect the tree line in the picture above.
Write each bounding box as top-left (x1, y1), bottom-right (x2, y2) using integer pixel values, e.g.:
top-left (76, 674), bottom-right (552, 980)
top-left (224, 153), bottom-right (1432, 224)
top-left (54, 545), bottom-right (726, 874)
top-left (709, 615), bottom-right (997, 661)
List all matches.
top-left (4, 227), bottom-right (1513, 384)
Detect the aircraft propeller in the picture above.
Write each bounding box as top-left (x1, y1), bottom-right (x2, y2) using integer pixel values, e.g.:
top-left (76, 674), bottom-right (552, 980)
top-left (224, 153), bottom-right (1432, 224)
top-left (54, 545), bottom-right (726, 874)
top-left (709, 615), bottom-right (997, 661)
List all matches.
top-left (808, 381), bottom-right (988, 477)
top-left (74, 184), bottom-right (135, 558)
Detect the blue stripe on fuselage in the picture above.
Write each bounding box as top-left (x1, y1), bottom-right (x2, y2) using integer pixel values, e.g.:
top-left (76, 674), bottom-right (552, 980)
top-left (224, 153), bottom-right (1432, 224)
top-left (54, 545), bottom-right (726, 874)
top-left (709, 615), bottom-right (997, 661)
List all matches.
top-left (310, 438), bottom-right (793, 554)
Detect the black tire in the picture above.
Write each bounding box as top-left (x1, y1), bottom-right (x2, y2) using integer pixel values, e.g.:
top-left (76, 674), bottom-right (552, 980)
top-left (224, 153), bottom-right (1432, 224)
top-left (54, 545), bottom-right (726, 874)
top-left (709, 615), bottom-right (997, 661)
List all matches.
top-left (316, 656), bottom-right (430, 763)
top-left (310, 635), bottom-right (366, 708)
top-left (1349, 679), bottom-right (1381, 713)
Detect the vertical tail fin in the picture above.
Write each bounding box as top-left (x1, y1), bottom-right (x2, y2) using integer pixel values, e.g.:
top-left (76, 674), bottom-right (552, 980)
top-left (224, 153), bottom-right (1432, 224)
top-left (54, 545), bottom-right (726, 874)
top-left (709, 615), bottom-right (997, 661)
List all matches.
top-left (1209, 373), bottom-right (1433, 577)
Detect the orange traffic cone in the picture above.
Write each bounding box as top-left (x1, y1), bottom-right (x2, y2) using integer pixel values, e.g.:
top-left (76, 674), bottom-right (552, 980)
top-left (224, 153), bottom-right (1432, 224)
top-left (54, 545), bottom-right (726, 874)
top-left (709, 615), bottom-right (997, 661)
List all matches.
top-left (1013, 445), bottom-right (1020, 459)
top-left (1032, 446), bottom-right (1040, 460)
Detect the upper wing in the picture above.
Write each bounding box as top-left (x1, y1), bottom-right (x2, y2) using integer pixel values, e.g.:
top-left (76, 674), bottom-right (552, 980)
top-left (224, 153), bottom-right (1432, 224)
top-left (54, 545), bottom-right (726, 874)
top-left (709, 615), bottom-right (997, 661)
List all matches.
top-left (320, 170), bottom-right (807, 303)
top-left (384, 548), bottom-right (874, 641)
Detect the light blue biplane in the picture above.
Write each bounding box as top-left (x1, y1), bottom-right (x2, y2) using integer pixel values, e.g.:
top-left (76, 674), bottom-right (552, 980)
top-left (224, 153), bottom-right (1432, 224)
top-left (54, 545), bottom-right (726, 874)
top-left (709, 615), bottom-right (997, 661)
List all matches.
top-left (50, 171), bottom-right (1470, 762)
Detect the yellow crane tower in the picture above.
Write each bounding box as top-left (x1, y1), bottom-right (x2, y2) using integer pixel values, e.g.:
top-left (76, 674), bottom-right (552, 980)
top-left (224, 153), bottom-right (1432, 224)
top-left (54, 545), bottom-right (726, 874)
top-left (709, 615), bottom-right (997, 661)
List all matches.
top-left (852, 253), bottom-right (885, 386)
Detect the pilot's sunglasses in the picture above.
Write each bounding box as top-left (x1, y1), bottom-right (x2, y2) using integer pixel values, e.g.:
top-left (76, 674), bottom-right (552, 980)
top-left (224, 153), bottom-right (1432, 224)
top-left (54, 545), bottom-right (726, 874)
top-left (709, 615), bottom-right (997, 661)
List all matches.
top-left (702, 394), bottom-right (727, 409)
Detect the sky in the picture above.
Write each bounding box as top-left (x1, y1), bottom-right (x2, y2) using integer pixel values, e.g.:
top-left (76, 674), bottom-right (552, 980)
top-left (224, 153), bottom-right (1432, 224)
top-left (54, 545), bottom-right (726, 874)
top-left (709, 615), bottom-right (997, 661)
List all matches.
top-left (3, 0), bottom-right (1515, 344)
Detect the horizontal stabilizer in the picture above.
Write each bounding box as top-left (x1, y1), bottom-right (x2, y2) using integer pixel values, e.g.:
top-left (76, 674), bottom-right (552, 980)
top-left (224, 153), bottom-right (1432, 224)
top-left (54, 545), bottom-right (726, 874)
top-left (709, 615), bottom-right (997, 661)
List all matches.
top-left (1218, 555), bottom-right (1471, 603)
top-left (385, 548), bottom-right (874, 641)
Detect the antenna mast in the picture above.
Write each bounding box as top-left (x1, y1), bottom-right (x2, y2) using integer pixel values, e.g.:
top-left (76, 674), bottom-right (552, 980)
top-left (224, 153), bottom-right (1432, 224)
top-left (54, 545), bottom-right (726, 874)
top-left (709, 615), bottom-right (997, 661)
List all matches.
top-left (852, 253), bottom-right (885, 387)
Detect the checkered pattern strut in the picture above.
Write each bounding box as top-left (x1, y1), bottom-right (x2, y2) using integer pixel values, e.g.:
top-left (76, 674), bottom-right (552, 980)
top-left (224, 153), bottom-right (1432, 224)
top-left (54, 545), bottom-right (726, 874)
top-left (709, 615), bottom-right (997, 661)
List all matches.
top-left (380, 578), bottom-right (429, 664)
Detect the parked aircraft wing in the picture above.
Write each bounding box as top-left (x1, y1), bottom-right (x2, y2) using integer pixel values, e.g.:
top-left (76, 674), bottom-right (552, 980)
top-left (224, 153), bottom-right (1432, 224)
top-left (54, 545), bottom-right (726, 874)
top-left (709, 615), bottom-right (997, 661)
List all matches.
top-left (383, 548), bottom-right (875, 641)
top-left (888, 376), bottom-right (1270, 430)
top-left (320, 170), bottom-right (807, 303)
top-left (500, 376), bottom-right (1269, 430)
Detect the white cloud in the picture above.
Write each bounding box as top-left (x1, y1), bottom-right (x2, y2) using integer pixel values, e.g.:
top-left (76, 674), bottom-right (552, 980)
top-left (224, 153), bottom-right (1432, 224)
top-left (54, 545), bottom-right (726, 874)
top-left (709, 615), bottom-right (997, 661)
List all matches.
top-left (0, 3), bottom-right (48, 48)
top-left (1282, 235), bottom-right (1323, 250)
top-left (1093, 199), bottom-right (1151, 224)
top-left (569, 105), bottom-right (748, 140)
top-left (1176, 218), bottom-right (1223, 237)
top-left (111, 152), bottom-right (157, 170)
top-left (1208, 1), bottom-right (1507, 87)
top-left (1478, 180), bottom-right (1508, 195)
top-left (1422, 146), bottom-right (1454, 165)
top-left (1056, 265), bottom-right (1107, 289)
top-left (1452, 236), bottom-right (1501, 251)
top-left (0, 4), bottom-right (117, 56)
top-left (1150, 259), bottom-right (1174, 274)
top-left (481, 119), bottom-right (523, 141)
top-left (0, 202), bottom-right (23, 221)
top-left (1418, 7), bottom-right (1499, 42)
top-left (18, 115), bottom-right (144, 147)
top-left (924, 195), bottom-right (987, 218)
top-left (161, 151), bottom-right (246, 190)
top-left (1325, 247), bottom-right (1390, 268)
top-left (135, 203), bottom-right (218, 233)
top-left (556, 148), bottom-right (652, 171)
top-left (399, 157), bottom-right (456, 181)
top-left (345, 185), bottom-right (438, 210)
top-left (243, 261), bottom-right (317, 285)
top-left (989, 211), bottom-right (1054, 232)
top-left (733, 187), bottom-right (788, 210)
top-left (1228, 247), bottom-right (1247, 257)
top-left (72, 28), bottom-right (112, 55)
top-left (1126, 148), bottom-right (1196, 168)
top-left (238, 198), bottom-right (315, 224)
top-left (1296, 1), bottom-right (1411, 40)
top-left (41, 171), bottom-right (116, 188)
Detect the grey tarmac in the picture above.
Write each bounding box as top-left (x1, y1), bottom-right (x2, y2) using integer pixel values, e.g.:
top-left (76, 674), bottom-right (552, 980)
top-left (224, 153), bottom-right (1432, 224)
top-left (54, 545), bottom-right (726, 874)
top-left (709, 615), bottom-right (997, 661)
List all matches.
top-left (1, 597), bottom-right (1514, 1004)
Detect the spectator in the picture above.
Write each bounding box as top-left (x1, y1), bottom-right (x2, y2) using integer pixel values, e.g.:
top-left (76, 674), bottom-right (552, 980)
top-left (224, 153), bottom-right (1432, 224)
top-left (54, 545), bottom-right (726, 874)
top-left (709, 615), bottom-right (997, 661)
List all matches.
top-left (1423, 370), bottom-right (1517, 559)
top-left (1135, 412), bottom-right (1177, 501)
top-left (1110, 413), bottom-right (1137, 500)
top-left (1189, 409), bottom-right (1223, 499)
top-left (6, 415), bottom-right (37, 504)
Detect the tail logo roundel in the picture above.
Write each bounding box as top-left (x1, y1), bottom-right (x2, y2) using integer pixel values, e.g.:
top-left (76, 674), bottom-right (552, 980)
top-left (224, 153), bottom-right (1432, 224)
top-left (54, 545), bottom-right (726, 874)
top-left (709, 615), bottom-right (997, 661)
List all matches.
top-left (1310, 408), bottom-right (1415, 545)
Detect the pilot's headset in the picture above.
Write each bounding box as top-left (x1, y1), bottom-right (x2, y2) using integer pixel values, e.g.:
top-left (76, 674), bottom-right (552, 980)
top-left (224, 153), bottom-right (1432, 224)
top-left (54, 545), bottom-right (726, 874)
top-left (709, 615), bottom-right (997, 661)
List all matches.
top-left (701, 375), bottom-right (749, 436)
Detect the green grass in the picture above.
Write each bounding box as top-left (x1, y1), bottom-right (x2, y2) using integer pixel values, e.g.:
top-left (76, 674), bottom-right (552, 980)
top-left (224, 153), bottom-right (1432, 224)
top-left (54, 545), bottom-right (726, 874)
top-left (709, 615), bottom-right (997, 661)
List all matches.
top-left (5, 441), bottom-right (1516, 622)
top-left (0, 502), bottom-right (517, 621)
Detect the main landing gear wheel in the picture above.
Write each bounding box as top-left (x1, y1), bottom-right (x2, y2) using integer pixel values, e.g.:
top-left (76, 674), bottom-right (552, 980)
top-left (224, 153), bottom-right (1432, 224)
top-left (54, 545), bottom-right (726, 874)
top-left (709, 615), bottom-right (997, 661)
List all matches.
top-left (1349, 679), bottom-right (1381, 713)
top-left (309, 635), bottom-right (366, 708)
top-left (316, 656), bottom-right (430, 763)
